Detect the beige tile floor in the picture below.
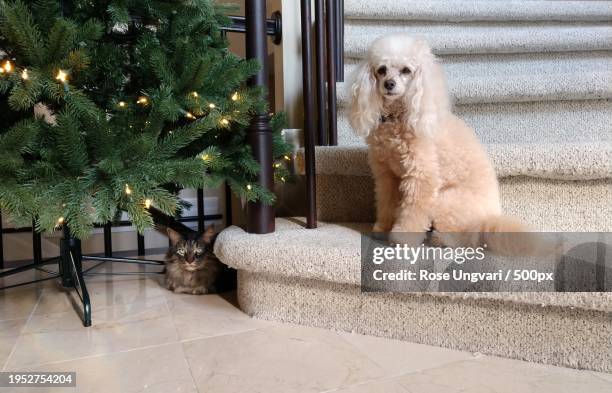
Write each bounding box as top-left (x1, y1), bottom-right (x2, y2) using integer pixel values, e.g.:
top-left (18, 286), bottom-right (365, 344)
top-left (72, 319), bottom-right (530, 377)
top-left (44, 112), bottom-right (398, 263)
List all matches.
top-left (1, 259), bottom-right (611, 393)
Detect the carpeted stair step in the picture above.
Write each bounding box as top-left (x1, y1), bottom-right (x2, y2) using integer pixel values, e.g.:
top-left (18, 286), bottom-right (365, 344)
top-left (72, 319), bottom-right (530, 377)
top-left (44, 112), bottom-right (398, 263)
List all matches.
top-left (300, 144), bottom-right (612, 181)
top-left (344, 21), bottom-right (612, 57)
top-left (295, 144), bottom-right (612, 231)
top-left (214, 217), bottom-right (612, 372)
top-left (337, 52), bottom-right (612, 106)
top-left (336, 99), bottom-right (612, 146)
top-left (345, 0), bottom-right (612, 22)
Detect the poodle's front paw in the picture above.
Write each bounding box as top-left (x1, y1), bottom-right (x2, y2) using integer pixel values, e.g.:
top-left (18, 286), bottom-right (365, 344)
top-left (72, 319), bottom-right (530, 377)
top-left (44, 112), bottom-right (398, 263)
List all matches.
top-left (389, 228), bottom-right (426, 247)
top-left (373, 222), bottom-right (392, 233)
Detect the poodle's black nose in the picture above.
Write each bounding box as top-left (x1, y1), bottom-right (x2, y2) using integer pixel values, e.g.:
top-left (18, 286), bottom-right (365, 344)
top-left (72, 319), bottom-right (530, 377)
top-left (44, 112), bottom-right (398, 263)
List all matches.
top-left (384, 80), bottom-right (396, 90)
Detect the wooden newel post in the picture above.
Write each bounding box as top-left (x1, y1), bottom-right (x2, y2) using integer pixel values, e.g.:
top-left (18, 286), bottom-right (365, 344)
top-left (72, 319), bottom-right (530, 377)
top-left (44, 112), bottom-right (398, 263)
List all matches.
top-left (245, 0), bottom-right (275, 234)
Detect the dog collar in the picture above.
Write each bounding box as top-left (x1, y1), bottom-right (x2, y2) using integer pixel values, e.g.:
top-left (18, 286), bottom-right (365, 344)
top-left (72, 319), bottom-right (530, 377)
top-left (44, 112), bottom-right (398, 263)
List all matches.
top-left (380, 114), bottom-right (397, 123)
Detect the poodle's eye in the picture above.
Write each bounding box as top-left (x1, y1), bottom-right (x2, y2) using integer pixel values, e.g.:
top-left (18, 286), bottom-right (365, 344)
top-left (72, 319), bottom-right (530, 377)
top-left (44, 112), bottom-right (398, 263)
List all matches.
top-left (376, 66), bottom-right (387, 76)
top-left (401, 67), bottom-right (411, 74)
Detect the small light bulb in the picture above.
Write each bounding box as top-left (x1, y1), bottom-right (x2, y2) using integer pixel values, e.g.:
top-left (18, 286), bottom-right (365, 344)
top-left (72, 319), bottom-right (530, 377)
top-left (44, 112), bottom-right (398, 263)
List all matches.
top-left (281, 177), bottom-right (285, 182)
top-left (144, 199), bottom-right (152, 209)
top-left (284, 155), bottom-right (291, 161)
top-left (220, 118), bottom-right (229, 126)
top-left (125, 184), bottom-right (132, 195)
top-left (55, 70), bottom-right (67, 82)
top-left (208, 103), bottom-right (216, 109)
top-left (274, 163), bottom-right (281, 168)
top-left (21, 69), bottom-right (28, 80)
top-left (191, 92), bottom-right (199, 98)
top-left (118, 101), bottom-right (126, 108)
top-left (202, 154), bottom-right (210, 161)
top-left (57, 216), bottom-right (65, 224)
top-left (3, 61), bottom-right (13, 73)
top-left (137, 96), bottom-right (148, 105)
top-left (231, 92), bottom-right (239, 101)
top-left (246, 184), bottom-right (252, 190)
top-left (185, 111), bottom-right (196, 119)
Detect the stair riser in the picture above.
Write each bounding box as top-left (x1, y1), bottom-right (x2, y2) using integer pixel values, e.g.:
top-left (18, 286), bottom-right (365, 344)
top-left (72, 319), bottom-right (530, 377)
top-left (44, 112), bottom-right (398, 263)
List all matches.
top-left (336, 100), bottom-right (612, 146)
top-left (313, 175), bottom-right (612, 231)
top-left (338, 53), bottom-right (612, 107)
top-left (345, 22), bottom-right (612, 56)
top-left (238, 271), bottom-right (612, 373)
top-left (345, 0), bottom-right (612, 22)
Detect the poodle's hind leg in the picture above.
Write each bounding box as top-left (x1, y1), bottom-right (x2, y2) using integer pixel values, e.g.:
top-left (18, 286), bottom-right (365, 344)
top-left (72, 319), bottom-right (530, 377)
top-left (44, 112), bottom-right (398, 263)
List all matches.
top-left (390, 177), bottom-right (437, 246)
top-left (371, 163), bottom-right (401, 232)
top-left (430, 188), bottom-right (499, 247)
top-left (391, 204), bottom-right (431, 246)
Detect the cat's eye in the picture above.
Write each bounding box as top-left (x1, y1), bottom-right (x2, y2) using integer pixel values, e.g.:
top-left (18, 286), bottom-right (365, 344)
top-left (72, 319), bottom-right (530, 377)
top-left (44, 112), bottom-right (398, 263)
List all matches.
top-left (376, 66), bottom-right (387, 76)
top-left (401, 67), bottom-right (411, 74)
top-left (176, 249), bottom-right (186, 256)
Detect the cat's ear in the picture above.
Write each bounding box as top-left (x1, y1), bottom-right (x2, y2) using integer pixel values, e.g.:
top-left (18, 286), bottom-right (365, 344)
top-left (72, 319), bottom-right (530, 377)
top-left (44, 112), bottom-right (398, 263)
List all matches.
top-left (167, 227), bottom-right (182, 246)
top-left (199, 224), bottom-right (215, 244)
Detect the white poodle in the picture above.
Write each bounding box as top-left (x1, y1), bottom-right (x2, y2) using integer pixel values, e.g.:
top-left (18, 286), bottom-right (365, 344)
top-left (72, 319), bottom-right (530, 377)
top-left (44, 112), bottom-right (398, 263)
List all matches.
top-left (349, 33), bottom-right (527, 245)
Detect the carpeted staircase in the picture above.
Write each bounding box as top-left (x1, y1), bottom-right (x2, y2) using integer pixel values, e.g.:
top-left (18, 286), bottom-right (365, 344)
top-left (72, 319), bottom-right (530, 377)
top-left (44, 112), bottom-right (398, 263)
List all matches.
top-left (215, 0), bottom-right (612, 372)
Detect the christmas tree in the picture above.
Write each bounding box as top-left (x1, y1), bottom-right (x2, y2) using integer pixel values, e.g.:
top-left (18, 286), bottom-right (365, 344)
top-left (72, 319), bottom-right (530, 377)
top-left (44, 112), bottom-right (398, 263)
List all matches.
top-left (0, 0), bottom-right (291, 239)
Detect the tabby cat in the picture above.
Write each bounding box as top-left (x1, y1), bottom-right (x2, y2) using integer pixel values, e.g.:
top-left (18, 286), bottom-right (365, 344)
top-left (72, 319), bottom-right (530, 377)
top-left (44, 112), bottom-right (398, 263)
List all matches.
top-left (164, 225), bottom-right (224, 295)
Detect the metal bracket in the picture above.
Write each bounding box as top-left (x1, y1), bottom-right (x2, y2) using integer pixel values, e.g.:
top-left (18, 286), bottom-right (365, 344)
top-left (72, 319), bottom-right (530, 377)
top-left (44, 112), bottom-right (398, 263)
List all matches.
top-left (224, 11), bottom-right (282, 45)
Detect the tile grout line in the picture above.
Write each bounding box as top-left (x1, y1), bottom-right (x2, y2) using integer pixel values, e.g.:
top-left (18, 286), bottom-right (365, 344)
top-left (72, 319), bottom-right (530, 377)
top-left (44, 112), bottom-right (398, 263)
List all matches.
top-left (1, 288), bottom-right (44, 372)
top-left (178, 327), bottom-right (263, 345)
top-left (8, 341), bottom-right (181, 370)
top-left (178, 341), bottom-right (201, 393)
top-left (318, 331), bottom-right (481, 393)
top-left (317, 357), bottom-right (478, 393)
top-left (163, 293), bottom-right (201, 393)
top-left (0, 316), bottom-right (32, 323)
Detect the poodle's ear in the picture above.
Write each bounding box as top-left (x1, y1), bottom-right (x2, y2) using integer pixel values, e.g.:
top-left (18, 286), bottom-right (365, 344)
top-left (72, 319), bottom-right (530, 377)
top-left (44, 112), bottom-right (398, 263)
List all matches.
top-left (404, 40), bottom-right (451, 137)
top-left (348, 61), bottom-right (383, 138)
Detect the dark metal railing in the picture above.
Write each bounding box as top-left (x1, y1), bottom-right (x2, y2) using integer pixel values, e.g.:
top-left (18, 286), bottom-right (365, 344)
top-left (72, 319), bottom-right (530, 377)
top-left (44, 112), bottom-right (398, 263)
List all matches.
top-left (245, 0), bottom-right (275, 234)
top-left (226, 13), bottom-right (282, 45)
top-left (301, 0), bottom-right (317, 229)
top-left (300, 0), bottom-right (345, 229)
top-left (325, 0), bottom-right (339, 146)
top-left (335, 0), bottom-right (345, 82)
top-left (225, 1), bottom-right (345, 232)
top-left (314, 0), bottom-right (327, 146)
